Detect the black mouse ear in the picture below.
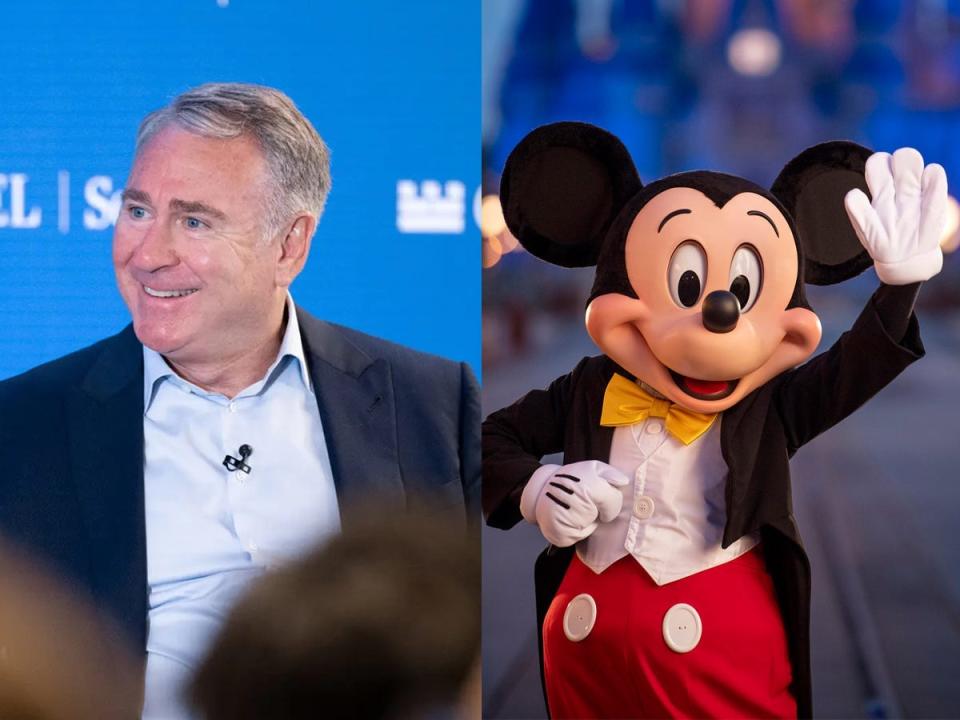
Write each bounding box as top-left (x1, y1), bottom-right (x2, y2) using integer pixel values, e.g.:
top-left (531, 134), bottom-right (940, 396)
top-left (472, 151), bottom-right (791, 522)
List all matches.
top-left (771, 141), bottom-right (874, 285)
top-left (500, 122), bottom-right (642, 267)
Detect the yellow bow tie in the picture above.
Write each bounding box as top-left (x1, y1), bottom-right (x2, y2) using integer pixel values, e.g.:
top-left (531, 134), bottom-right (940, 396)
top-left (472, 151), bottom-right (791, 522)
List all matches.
top-left (600, 373), bottom-right (717, 445)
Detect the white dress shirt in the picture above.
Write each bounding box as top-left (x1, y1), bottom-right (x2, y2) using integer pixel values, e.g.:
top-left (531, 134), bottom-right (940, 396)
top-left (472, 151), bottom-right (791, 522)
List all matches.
top-left (141, 296), bottom-right (339, 720)
top-left (578, 411), bottom-right (758, 585)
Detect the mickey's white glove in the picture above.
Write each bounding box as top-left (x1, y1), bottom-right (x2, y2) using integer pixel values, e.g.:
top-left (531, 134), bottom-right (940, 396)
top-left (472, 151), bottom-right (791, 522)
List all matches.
top-left (520, 460), bottom-right (629, 547)
top-left (844, 148), bottom-right (947, 285)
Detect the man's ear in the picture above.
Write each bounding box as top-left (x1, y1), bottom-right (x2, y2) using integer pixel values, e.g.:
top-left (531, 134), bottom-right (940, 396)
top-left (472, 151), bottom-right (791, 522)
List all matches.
top-left (501, 122), bottom-right (642, 268)
top-left (771, 141), bottom-right (874, 285)
top-left (276, 214), bottom-right (316, 287)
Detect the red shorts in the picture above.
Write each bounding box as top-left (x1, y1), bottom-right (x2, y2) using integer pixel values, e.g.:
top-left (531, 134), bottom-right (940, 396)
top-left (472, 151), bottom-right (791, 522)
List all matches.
top-left (543, 548), bottom-right (796, 719)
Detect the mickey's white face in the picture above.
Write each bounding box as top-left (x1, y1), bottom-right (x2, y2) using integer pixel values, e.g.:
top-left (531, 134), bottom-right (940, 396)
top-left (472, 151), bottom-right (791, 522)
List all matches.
top-left (586, 187), bottom-right (823, 414)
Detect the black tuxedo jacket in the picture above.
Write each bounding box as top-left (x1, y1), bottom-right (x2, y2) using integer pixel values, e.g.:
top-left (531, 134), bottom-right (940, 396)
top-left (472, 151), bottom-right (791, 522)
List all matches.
top-left (483, 287), bottom-right (923, 718)
top-left (0, 307), bottom-right (479, 652)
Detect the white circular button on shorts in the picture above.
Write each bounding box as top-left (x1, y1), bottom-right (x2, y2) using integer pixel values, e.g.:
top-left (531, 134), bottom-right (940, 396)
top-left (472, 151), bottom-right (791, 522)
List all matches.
top-left (563, 594), bottom-right (597, 642)
top-left (646, 421), bottom-right (663, 434)
top-left (634, 495), bottom-right (655, 519)
top-left (662, 603), bottom-right (702, 653)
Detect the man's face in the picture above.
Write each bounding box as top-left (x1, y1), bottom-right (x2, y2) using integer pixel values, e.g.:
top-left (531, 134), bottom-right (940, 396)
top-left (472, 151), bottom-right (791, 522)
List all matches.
top-left (113, 126), bottom-right (287, 365)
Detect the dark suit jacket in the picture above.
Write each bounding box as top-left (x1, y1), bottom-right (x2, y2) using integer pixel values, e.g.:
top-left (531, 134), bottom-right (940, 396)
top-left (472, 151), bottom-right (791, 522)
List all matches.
top-left (0, 307), bottom-right (479, 653)
top-left (483, 286), bottom-right (923, 719)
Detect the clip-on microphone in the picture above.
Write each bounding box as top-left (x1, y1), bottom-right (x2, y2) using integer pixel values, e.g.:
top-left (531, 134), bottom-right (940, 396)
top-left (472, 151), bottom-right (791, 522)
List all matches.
top-left (223, 444), bottom-right (253, 474)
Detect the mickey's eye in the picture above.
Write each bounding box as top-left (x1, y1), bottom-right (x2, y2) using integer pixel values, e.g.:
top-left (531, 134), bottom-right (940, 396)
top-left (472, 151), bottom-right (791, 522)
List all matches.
top-left (668, 241), bottom-right (707, 308)
top-left (728, 245), bottom-right (762, 311)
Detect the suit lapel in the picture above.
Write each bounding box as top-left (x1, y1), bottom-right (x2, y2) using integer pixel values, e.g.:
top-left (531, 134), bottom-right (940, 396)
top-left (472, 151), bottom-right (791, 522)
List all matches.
top-left (720, 380), bottom-right (795, 548)
top-left (297, 308), bottom-right (403, 529)
top-left (66, 326), bottom-right (147, 648)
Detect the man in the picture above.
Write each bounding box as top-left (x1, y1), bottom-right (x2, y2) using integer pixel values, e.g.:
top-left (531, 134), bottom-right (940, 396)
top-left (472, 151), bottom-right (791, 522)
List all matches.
top-left (0, 83), bottom-right (479, 718)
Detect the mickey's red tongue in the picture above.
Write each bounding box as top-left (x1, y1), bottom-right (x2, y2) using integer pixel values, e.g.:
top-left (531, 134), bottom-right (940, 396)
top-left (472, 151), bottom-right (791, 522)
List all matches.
top-left (683, 377), bottom-right (731, 396)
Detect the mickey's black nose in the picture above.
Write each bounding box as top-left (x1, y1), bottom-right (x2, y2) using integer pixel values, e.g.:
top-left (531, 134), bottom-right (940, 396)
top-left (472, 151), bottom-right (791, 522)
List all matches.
top-left (701, 290), bottom-right (740, 333)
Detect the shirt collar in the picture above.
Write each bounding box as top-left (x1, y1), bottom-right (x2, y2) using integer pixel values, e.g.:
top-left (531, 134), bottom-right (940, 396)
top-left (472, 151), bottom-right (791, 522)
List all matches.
top-left (143, 293), bottom-right (312, 414)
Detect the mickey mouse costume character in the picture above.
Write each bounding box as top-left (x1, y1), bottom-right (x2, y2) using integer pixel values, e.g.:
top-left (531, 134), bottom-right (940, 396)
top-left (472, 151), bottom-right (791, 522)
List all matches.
top-left (483, 122), bottom-right (947, 719)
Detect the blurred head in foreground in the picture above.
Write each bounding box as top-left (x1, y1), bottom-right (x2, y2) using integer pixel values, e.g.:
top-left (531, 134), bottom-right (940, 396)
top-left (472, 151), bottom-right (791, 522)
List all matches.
top-left (190, 505), bottom-right (480, 720)
top-left (0, 541), bottom-right (141, 720)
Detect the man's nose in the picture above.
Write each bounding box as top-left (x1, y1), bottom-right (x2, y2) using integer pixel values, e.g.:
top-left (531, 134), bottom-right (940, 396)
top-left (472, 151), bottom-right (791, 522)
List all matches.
top-left (701, 290), bottom-right (740, 333)
top-left (131, 221), bottom-right (178, 271)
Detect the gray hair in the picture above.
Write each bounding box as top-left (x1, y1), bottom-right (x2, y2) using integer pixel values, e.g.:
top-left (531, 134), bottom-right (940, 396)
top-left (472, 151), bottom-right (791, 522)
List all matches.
top-left (135, 82), bottom-right (331, 233)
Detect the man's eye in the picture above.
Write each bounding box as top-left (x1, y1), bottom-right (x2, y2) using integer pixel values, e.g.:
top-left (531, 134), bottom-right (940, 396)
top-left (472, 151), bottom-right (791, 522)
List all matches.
top-left (128, 206), bottom-right (147, 219)
top-left (184, 217), bottom-right (207, 230)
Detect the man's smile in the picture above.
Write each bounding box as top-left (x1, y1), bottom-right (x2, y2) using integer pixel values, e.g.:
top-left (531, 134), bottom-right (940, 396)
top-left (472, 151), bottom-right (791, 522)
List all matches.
top-left (142, 284), bottom-right (200, 299)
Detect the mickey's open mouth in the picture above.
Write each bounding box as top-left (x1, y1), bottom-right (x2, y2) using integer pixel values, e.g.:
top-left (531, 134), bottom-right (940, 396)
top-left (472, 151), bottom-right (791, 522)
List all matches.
top-left (668, 369), bottom-right (739, 401)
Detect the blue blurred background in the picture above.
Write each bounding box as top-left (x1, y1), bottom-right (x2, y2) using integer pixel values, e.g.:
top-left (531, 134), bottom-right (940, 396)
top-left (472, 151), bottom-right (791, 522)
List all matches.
top-left (482, 1), bottom-right (960, 718)
top-left (0, 1), bottom-right (479, 380)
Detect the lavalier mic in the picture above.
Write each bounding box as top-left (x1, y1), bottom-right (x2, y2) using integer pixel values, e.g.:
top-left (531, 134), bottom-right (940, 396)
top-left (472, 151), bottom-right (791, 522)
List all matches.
top-left (223, 444), bottom-right (253, 474)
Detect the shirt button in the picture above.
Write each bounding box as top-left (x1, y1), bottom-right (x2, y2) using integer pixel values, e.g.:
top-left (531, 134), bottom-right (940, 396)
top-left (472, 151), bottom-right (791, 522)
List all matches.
top-left (663, 603), bottom-right (702, 653)
top-left (634, 495), bottom-right (655, 519)
top-left (563, 593), bottom-right (597, 642)
top-left (646, 421), bottom-right (663, 434)
top-left (634, 466), bottom-right (644, 483)
top-left (228, 401), bottom-right (237, 413)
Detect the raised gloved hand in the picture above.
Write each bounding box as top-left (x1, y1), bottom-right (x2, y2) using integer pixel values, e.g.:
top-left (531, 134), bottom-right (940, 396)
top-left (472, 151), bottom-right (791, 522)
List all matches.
top-left (520, 460), bottom-right (629, 547)
top-left (844, 148), bottom-right (948, 285)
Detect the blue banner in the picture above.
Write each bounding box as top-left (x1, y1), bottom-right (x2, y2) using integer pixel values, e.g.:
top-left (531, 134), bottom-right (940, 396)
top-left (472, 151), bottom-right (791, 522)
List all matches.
top-left (0, 1), bottom-right (480, 379)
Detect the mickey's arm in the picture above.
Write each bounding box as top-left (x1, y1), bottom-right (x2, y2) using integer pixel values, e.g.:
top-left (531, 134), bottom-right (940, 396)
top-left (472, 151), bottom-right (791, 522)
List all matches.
top-left (483, 358), bottom-right (628, 539)
top-left (775, 282), bottom-right (924, 453)
top-left (776, 149), bottom-right (946, 453)
top-left (482, 364), bottom-right (577, 529)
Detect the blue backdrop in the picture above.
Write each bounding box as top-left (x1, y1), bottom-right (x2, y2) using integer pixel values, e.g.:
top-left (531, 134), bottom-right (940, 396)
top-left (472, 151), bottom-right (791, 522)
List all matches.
top-left (0, 1), bottom-right (479, 380)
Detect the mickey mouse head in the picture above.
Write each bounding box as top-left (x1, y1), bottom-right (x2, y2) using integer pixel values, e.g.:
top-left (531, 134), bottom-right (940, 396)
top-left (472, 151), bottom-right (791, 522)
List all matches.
top-left (501, 122), bottom-right (878, 414)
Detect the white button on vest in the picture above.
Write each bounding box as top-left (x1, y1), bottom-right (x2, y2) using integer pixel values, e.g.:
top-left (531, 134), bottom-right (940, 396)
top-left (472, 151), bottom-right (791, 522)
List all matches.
top-left (646, 420), bottom-right (663, 434)
top-left (563, 593), bottom-right (597, 642)
top-left (662, 603), bottom-right (702, 652)
top-left (634, 495), bottom-right (655, 519)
